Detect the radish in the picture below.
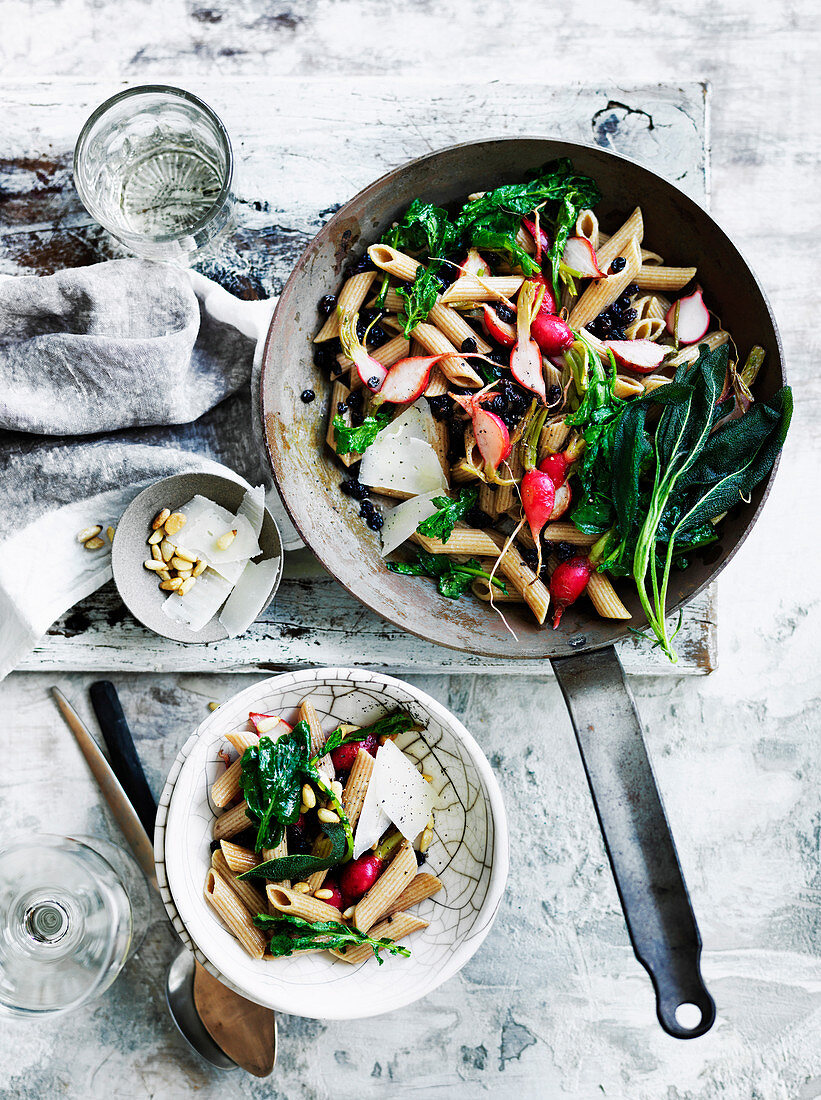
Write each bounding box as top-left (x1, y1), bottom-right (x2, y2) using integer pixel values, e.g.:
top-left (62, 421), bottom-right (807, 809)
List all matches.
top-left (538, 452), bottom-right (571, 485)
top-left (481, 304), bottom-right (516, 347)
top-left (550, 556), bottom-right (594, 628)
top-left (339, 310), bottom-right (388, 392)
top-left (376, 354), bottom-right (449, 405)
top-left (604, 339), bottom-right (669, 374)
top-left (460, 248), bottom-right (490, 278)
top-left (510, 281), bottom-right (547, 402)
top-left (550, 482), bottom-right (572, 519)
top-left (531, 312), bottom-right (574, 357)
top-left (665, 286), bottom-right (710, 345)
top-left (472, 404), bottom-right (512, 469)
top-left (562, 236), bottom-right (606, 279)
top-left (521, 469), bottom-right (555, 572)
top-left (531, 272), bottom-right (558, 315)
top-left (249, 713), bottom-right (292, 736)
top-left (521, 216), bottom-right (550, 264)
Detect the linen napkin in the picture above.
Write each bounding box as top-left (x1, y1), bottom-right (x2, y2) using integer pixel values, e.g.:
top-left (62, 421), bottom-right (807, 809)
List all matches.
top-left (0, 259), bottom-right (297, 680)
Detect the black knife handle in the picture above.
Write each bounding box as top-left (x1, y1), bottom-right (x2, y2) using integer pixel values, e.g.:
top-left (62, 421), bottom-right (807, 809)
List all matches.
top-left (90, 680), bottom-right (158, 837)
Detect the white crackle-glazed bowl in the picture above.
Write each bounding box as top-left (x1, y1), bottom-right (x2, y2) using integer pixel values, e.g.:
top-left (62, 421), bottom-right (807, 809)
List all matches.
top-left (155, 668), bottom-right (509, 1019)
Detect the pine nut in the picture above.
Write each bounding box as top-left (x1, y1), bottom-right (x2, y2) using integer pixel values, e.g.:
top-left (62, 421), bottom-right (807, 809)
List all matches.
top-left (343, 905), bottom-right (356, 920)
top-left (178, 577), bottom-right (196, 596)
top-left (144, 559), bottom-right (167, 572)
top-left (147, 529), bottom-right (163, 545)
top-left (330, 780), bottom-right (344, 800)
top-left (106, 526), bottom-right (116, 542)
top-left (317, 808), bottom-right (339, 824)
top-left (164, 512), bottom-right (187, 536)
top-left (151, 544), bottom-right (163, 561)
top-left (159, 539), bottom-right (174, 562)
top-left (300, 784), bottom-right (316, 809)
top-left (159, 577), bottom-right (183, 591)
top-left (293, 882), bottom-right (311, 894)
top-left (170, 556), bottom-right (191, 571)
top-left (314, 888), bottom-right (334, 900)
top-left (158, 569), bottom-right (171, 582)
top-left (208, 702), bottom-right (220, 711)
top-left (419, 827), bottom-right (434, 853)
top-left (175, 569), bottom-right (192, 581)
top-left (215, 529), bottom-right (237, 551)
top-left (422, 774), bottom-right (434, 783)
top-left (152, 508), bottom-right (170, 530)
top-left (76, 526), bottom-right (101, 543)
top-left (192, 559), bottom-right (207, 577)
top-left (84, 536), bottom-right (105, 550)
top-left (173, 547), bottom-right (197, 563)
top-left (426, 813), bottom-right (434, 830)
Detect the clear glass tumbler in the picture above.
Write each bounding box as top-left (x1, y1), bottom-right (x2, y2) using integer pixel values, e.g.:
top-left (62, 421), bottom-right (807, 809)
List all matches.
top-left (0, 834), bottom-right (150, 1018)
top-left (73, 85), bottom-right (234, 262)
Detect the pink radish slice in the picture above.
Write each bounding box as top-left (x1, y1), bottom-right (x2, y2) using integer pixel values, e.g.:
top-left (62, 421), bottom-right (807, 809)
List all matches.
top-left (521, 216), bottom-right (550, 263)
top-left (531, 273), bottom-right (558, 315)
top-left (460, 248), bottom-right (490, 278)
top-left (481, 304), bottom-right (516, 347)
top-left (472, 405), bottom-right (511, 469)
top-left (550, 482), bottom-right (572, 519)
top-left (562, 236), bottom-right (606, 278)
top-left (531, 312), bottom-right (574, 357)
top-left (377, 354), bottom-right (448, 404)
top-left (604, 339), bottom-right (668, 374)
top-left (665, 287), bottom-right (710, 345)
top-left (510, 337), bottom-right (546, 402)
top-left (249, 714), bottom-right (292, 736)
top-left (353, 350), bottom-right (388, 392)
top-left (521, 469), bottom-right (556, 544)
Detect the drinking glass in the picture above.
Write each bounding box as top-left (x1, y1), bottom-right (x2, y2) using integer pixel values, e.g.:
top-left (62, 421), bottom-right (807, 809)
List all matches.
top-left (73, 85), bottom-right (235, 262)
top-left (0, 834), bottom-right (150, 1018)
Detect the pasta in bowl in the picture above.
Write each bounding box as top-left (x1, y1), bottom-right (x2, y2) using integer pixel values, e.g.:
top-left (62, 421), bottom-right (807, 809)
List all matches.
top-left (155, 668), bottom-right (509, 1018)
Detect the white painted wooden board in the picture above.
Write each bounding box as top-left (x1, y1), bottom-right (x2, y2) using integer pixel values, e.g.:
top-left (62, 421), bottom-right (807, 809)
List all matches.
top-left (0, 78), bottom-right (716, 673)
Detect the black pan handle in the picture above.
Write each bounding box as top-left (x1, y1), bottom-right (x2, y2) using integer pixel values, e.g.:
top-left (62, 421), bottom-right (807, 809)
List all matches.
top-left (551, 645), bottom-right (715, 1039)
top-left (90, 680), bottom-right (157, 836)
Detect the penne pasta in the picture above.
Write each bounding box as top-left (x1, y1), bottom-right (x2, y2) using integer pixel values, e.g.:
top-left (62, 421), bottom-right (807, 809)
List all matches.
top-left (341, 748), bottom-right (375, 829)
top-left (326, 380), bottom-right (359, 468)
top-left (413, 528), bottom-right (501, 557)
top-left (213, 799), bottom-right (251, 840)
top-left (424, 367), bottom-right (450, 397)
top-left (220, 840), bottom-right (259, 875)
top-left (634, 266), bottom-right (697, 292)
top-left (411, 323), bottom-right (483, 387)
top-left (267, 883), bottom-right (343, 923)
top-left (211, 850), bottom-right (267, 916)
top-left (367, 244), bottom-right (420, 281)
top-left (640, 248), bottom-right (665, 266)
top-left (371, 872), bottom-right (444, 925)
top-left (428, 302), bottom-right (491, 353)
top-left (568, 237), bottom-right (641, 329)
top-left (204, 868), bottom-right (267, 960)
top-left (538, 418), bottom-right (571, 462)
top-left (315, 271), bottom-right (377, 341)
top-left (587, 570), bottom-right (632, 620)
top-left (440, 275), bottom-right (524, 305)
top-left (594, 207), bottom-right (644, 271)
top-left (575, 208), bottom-right (600, 249)
top-left (486, 531), bottom-right (551, 625)
top-left (613, 375), bottom-right (645, 399)
top-left (226, 729), bottom-right (259, 755)
top-left (625, 317), bottom-right (665, 342)
top-left (211, 757), bottom-right (243, 808)
top-left (305, 835), bottom-right (334, 893)
top-left (354, 841), bottom-right (418, 933)
top-left (472, 578), bottom-right (525, 602)
top-left (478, 483), bottom-right (500, 519)
top-left (641, 373), bottom-right (674, 393)
top-left (331, 911), bottom-right (429, 966)
top-left (543, 522), bottom-right (599, 546)
top-left (665, 330), bottom-right (729, 368)
top-left (336, 333), bottom-right (410, 376)
top-left (495, 449), bottom-right (522, 514)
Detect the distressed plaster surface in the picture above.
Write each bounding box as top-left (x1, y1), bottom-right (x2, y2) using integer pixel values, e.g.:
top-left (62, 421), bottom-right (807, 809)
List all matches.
top-left (1, 0), bottom-right (820, 1098)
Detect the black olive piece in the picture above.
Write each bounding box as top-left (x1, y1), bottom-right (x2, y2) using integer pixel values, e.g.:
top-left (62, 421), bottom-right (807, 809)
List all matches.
top-left (623, 308), bottom-right (638, 324)
top-left (318, 294), bottom-right (338, 316)
top-left (369, 325), bottom-right (388, 347)
top-left (300, 389), bottom-right (315, 403)
top-left (547, 384), bottom-right (562, 406)
top-left (487, 350), bottom-right (507, 367)
top-left (609, 256), bottom-right (627, 274)
top-left (460, 337), bottom-right (478, 354)
top-left (557, 542), bottom-right (576, 563)
top-left (367, 512), bottom-right (384, 531)
top-left (346, 390), bottom-right (362, 409)
top-left (337, 400), bottom-right (347, 414)
top-left (496, 303), bottom-right (516, 323)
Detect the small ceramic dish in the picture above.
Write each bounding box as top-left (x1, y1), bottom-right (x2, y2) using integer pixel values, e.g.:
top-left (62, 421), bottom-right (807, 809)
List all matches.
top-left (154, 668), bottom-right (509, 1019)
top-left (111, 472), bottom-right (283, 643)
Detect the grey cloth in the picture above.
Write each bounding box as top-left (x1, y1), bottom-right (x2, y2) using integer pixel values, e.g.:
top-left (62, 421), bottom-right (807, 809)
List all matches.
top-left (0, 259), bottom-right (253, 434)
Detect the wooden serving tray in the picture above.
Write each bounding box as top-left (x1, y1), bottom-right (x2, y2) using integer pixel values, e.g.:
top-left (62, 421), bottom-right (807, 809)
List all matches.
top-left (0, 78), bottom-right (716, 674)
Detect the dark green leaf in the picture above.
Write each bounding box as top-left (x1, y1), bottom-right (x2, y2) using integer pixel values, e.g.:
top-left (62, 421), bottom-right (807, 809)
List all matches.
top-left (397, 264), bottom-right (442, 335)
top-left (333, 410), bottom-right (393, 456)
top-left (253, 912), bottom-right (412, 963)
top-left (416, 487), bottom-right (478, 543)
top-left (239, 722), bottom-right (314, 851)
top-left (239, 822), bottom-right (347, 883)
top-left (611, 401), bottom-right (652, 540)
top-left (311, 726), bottom-right (370, 762)
top-left (391, 199), bottom-right (455, 256)
top-left (387, 549), bottom-right (507, 600)
top-left (360, 709), bottom-right (421, 740)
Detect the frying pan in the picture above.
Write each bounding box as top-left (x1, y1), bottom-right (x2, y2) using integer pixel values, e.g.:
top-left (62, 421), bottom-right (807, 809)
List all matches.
top-left (260, 139), bottom-right (786, 1039)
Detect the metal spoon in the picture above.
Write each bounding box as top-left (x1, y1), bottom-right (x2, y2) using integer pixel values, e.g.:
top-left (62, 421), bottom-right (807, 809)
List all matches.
top-left (166, 949), bottom-right (237, 1070)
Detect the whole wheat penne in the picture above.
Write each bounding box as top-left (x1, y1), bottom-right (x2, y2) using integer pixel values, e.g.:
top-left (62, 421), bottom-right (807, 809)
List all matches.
top-left (379, 288), bottom-right (405, 312)
top-left (326, 380), bottom-right (359, 468)
top-left (538, 418), bottom-right (570, 462)
top-left (543, 522), bottom-right (599, 546)
top-left (486, 531), bottom-right (551, 624)
top-left (613, 375), bottom-right (644, 399)
top-left (428, 302), bottom-right (491, 353)
top-left (587, 570), bottom-right (632, 620)
top-left (332, 911), bottom-right (429, 965)
top-left (626, 317), bottom-right (665, 341)
top-left (336, 334), bottom-right (410, 375)
top-left (665, 330), bottom-right (729, 367)
top-left (267, 883), bottom-right (343, 923)
top-left (569, 238), bottom-right (641, 329)
top-left (634, 266), bottom-right (697, 292)
top-left (315, 271), bottom-right (377, 341)
top-left (225, 729), bottom-right (259, 755)
top-left (413, 528), bottom-right (501, 557)
top-left (640, 248), bottom-right (665, 266)
top-left (204, 868), bottom-right (266, 959)
top-left (342, 748), bottom-right (375, 829)
top-left (372, 872), bottom-right (444, 924)
top-left (213, 799), bottom-right (251, 840)
top-left (641, 373), bottom-right (674, 393)
top-left (411, 323), bottom-right (483, 387)
top-left (575, 208), bottom-right (600, 249)
top-left (211, 851), bottom-right (267, 916)
top-left (594, 207), bottom-right (644, 271)
top-left (472, 578), bottom-right (525, 602)
top-left (543, 359), bottom-right (562, 394)
top-left (424, 367), bottom-right (450, 397)
top-left (305, 835), bottom-right (334, 893)
top-left (354, 841), bottom-right (417, 933)
top-left (648, 293), bottom-right (672, 318)
top-left (220, 840), bottom-right (260, 875)
top-left (440, 275), bottom-right (523, 305)
top-left (478, 483), bottom-right (500, 519)
top-left (367, 244), bottom-right (420, 281)
top-left (211, 757), bottom-right (244, 808)
top-left (299, 699), bottom-right (330, 762)
top-left (495, 449), bottom-right (522, 514)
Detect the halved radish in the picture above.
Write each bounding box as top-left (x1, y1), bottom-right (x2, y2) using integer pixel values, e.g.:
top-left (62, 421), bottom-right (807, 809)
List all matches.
top-left (460, 248), bottom-right (490, 278)
top-left (604, 339), bottom-right (669, 374)
top-left (521, 469), bottom-right (556, 545)
top-left (521, 216), bottom-right (550, 263)
top-left (665, 287), bottom-right (710, 345)
top-left (339, 310), bottom-right (387, 392)
top-left (510, 281), bottom-right (547, 402)
top-left (376, 354), bottom-right (449, 405)
top-left (550, 482), bottom-right (572, 519)
top-left (473, 405), bottom-right (511, 469)
top-left (531, 272), bottom-right (558, 315)
top-left (531, 312), bottom-right (574, 357)
top-left (562, 236), bottom-right (606, 279)
top-left (481, 304), bottom-right (516, 347)
top-left (249, 714), bottom-right (292, 736)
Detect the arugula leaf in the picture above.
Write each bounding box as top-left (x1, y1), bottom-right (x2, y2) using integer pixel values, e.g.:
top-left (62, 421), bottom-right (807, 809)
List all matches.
top-left (240, 722), bottom-right (314, 851)
top-left (387, 549), bottom-right (507, 600)
top-left (391, 199), bottom-right (455, 256)
top-left (333, 410), bottom-right (392, 456)
top-left (397, 264), bottom-right (443, 336)
top-left (253, 912), bottom-right (412, 964)
top-left (310, 726), bottom-right (370, 762)
top-left (358, 709), bottom-right (421, 741)
top-left (416, 486), bottom-right (478, 543)
top-left (239, 821), bottom-right (347, 883)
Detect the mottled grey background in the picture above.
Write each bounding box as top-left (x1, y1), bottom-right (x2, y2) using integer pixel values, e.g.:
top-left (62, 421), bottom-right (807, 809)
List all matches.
top-left (1, 0), bottom-right (820, 1098)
